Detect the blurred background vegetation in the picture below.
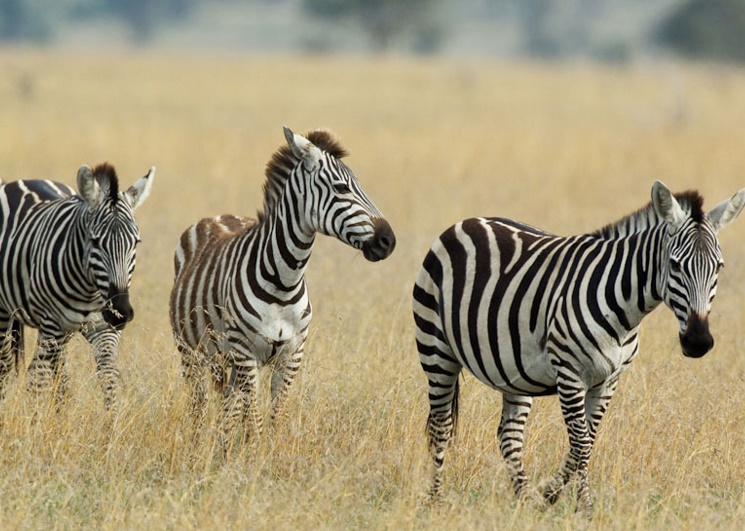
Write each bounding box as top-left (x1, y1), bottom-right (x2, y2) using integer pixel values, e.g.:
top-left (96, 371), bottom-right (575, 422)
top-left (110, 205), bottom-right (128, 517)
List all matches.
top-left (1, 0), bottom-right (744, 63)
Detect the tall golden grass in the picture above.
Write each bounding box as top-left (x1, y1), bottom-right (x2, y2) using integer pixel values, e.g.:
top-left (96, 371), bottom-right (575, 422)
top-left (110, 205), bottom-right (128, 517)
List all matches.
top-left (0, 50), bottom-right (744, 529)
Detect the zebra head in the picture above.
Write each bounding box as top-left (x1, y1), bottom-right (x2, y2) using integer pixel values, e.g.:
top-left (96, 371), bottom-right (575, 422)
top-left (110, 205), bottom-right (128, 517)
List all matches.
top-left (283, 127), bottom-right (396, 262)
top-left (652, 181), bottom-right (745, 358)
top-left (78, 163), bottom-right (155, 330)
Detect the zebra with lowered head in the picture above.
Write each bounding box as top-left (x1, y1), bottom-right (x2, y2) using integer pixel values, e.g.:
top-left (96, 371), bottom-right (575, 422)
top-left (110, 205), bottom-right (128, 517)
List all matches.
top-left (413, 181), bottom-right (745, 510)
top-left (169, 127), bottom-right (395, 448)
top-left (0, 163), bottom-right (154, 410)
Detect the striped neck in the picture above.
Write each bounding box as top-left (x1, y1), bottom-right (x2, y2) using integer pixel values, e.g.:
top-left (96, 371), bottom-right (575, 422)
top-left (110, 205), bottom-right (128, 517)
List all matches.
top-left (251, 174), bottom-right (316, 298)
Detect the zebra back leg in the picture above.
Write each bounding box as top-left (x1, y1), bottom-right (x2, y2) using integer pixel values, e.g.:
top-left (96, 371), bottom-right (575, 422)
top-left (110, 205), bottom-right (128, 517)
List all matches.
top-left (417, 329), bottom-right (463, 502)
top-left (498, 394), bottom-right (535, 499)
top-left (82, 316), bottom-right (121, 411)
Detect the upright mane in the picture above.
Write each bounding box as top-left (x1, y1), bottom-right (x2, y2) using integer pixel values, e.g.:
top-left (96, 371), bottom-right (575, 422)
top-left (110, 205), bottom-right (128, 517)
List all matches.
top-left (257, 130), bottom-right (348, 222)
top-left (92, 162), bottom-right (119, 202)
top-left (592, 190), bottom-right (705, 238)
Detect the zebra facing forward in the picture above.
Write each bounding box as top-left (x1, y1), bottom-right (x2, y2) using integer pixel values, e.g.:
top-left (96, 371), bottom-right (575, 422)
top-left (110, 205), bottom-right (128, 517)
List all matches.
top-left (170, 127), bottom-right (395, 447)
top-left (0, 164), bottom-right (155, 410)
top-left (413, 181), bottom-right (745, 510)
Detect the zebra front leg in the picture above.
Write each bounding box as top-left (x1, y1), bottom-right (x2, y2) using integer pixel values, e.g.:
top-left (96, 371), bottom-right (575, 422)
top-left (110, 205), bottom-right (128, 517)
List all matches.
top-left (0, 315), bottom-right (20, 401)
top-left (179, 342), bottom-right (209, 432)
top-left (498, 394), bottom-right (535, 500)
top-left (543, 379), bottom-right (593, 511)
top-left (82, 317), bottom-right (121, 411)
top-left (27, 329), bottom-right (70, 407)
top-left (269, 344), bottom-right (304, 425)
top-left (569, 379), bottom-right (619, 511)
top-left (220, 355), bottom-right (261, 453)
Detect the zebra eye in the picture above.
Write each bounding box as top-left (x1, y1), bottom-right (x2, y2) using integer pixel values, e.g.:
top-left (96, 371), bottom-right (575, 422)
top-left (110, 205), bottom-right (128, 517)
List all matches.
top-left (90, 235), bottom-right (101, 246)
top-left (333, 183), bottom-right (351, 194)
top-left (669, 259), bottom-right (681, 273)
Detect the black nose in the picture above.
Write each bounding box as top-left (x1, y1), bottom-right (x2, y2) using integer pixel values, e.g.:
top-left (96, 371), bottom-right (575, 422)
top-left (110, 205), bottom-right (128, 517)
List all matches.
top-left (102, 289), bottom-right (134, 330)
top-left (679, 314), bottom-right (714, 358)
top-left (362, 218), bottom-right (396, 262)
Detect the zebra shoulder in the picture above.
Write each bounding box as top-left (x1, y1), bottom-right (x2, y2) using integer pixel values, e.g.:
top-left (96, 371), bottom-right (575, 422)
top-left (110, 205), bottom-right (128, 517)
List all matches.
top-left (173, 214), bottom-right (257, 277)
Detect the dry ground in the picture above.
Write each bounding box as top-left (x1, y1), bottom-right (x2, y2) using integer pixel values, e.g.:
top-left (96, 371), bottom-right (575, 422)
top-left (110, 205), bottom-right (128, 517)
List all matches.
top-left (0, 50), bottom-right (744, 529)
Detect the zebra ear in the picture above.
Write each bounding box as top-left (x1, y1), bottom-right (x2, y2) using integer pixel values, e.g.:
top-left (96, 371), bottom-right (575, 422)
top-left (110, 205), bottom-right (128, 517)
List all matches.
top-left (77, 164), bottom-right (104, 211)
top-left (123, 166), bottom-right (155, 211)
top-left (283, 126), bottom-right (321, 172)
top-left (707, 188), bottom-right (745, 233)
top-left (652, 180), bottom-right (686, 227)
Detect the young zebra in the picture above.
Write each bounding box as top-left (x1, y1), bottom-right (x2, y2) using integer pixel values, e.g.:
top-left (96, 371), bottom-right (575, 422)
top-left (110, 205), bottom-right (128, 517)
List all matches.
top-left (413, 181), bottom-right (745, 510)
top-left (170, 127), bottom-right (395, 446)
top-left (0, 164), bottom-right (155, 410)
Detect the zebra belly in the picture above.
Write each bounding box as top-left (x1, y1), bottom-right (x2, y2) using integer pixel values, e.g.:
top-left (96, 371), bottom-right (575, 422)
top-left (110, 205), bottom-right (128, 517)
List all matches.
top-left (453, 334), bottom-right (559, 396)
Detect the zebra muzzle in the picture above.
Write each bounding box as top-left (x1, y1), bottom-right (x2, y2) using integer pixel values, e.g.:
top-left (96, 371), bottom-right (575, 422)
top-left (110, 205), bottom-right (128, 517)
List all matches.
top-left (362, 218), bottom-right (396, 262)
top-left (679, 314), bottom-right (714, 358)
top-left (102, 289), bottom-right (135, 330)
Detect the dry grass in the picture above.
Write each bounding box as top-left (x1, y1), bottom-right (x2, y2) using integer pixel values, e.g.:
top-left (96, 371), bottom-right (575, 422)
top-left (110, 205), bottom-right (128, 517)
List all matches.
top-left (1, 50), bottom-right (745, 529)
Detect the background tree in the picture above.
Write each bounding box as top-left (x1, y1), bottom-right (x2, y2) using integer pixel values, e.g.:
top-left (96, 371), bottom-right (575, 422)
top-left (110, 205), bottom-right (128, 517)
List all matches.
top-left (302, 0), bottom-right (445, 53)
top-left (655, 0), bottom-right (745, 62)
top-left (0, 0), bottom-right (52, 42)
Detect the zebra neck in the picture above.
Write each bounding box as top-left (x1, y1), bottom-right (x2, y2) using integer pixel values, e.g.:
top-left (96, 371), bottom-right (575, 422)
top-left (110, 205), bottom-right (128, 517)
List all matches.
top-left (602, 226), bottom-right (666, 330)
top-left (253, 194), bottom-right (316, 294)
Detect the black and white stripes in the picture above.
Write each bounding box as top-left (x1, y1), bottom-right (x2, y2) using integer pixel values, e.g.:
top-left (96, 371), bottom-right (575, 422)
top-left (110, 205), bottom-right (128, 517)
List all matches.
top-left (413, 180), bottom-right (744, 509)
top-left (0, 164), bottom-right (154, 409)
top-left (169, 127), bottom-right (395, 448)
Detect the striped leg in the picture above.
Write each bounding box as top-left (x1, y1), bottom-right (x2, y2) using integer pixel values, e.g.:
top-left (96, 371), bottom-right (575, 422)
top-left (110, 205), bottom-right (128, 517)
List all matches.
top-left (269, 344), bottom-right (305, 424)
top-left (422, 352), bottom-right (462, 503)
top-left (0, 314), bottom-right (22, 401)
top-left (498, 394), bottom-right (534, 498)
top-left (543, 377), bottom-right (593, 510)
top-left (179, 342), bottom-right (209, 428)
top-left (27, 329), bottom-right (70, 405)
top-left (220, 353), bottom-right (261, 452)
top-left (82, 317), bottom-right (121, 411)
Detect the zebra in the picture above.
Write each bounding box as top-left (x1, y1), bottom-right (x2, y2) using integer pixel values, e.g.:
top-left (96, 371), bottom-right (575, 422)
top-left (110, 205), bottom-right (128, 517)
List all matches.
top-left (169, 126), bottom-right (395, 447)
top-left (412, 180), bottom-right (745, 510)
top-left (0, 163), bottom-right (155, 410)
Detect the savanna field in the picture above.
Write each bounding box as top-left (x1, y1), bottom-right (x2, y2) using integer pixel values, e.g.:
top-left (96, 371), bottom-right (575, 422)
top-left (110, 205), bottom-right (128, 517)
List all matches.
top-left (0, 50), bottom-right (745, 529)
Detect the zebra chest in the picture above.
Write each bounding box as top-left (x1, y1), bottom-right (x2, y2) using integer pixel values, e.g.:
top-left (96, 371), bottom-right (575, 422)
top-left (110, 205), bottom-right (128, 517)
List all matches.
top-left (222, 299), bottom-right (312, 363)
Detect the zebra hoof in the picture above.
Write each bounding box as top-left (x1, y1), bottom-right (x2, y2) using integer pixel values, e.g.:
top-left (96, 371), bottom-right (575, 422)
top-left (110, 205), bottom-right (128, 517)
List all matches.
top-left (543, 482), bottom-right (564, 506)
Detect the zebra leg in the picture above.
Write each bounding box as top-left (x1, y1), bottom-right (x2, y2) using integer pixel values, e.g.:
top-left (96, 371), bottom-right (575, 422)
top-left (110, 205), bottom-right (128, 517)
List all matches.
top-left (269, 344), bottom-right (305, 425)
top-left (423, 357), bottom-right (462, 503)
top-left (0, 314), bottom-right (17, 400)
top-left (543, 378), bottom-right (592, 509)
top-left (219, 354), bottom-right (261, 452)
top-left (179, 341), bottom-right (208, 426)
top-left (498, 394), bottom-right (534, 498)
top-left (82, 317), bottom-right (121, 411)
top-left (571, 378), bottom-right (620, 511)
top-left (27, 330), bottom-right (69, 406)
